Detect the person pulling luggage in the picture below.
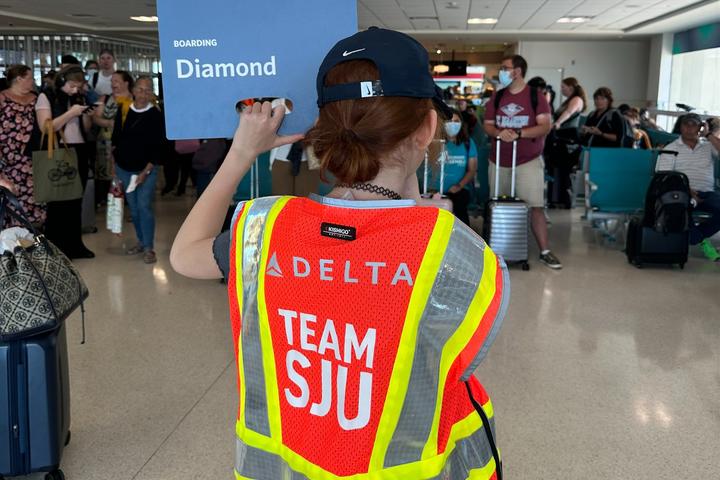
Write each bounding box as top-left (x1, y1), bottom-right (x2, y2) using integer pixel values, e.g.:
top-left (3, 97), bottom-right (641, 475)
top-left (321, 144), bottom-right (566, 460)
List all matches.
top-left (171, 28), bottom-right (509, 480)
top-left (484, 55), bottom-right (562, 269)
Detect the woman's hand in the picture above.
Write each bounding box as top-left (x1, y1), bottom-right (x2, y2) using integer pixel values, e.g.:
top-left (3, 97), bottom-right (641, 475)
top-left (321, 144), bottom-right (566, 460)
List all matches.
top-left (448, 184), bottom-right (462, 194)
top-left (68, 104), bottom-right (87, 117)
top-left (230, 102), bottom-right (304, 159)
top-left (0, 175), bottom-right (17, 194)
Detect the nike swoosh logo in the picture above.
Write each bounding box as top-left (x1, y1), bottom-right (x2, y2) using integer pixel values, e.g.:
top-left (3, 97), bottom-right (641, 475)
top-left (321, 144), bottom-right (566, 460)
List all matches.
top-left (342, 48), bottom-right (366, 57)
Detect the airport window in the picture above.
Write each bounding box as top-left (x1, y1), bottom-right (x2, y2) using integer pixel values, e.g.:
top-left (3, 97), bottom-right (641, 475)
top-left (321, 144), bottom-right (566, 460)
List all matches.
top-left (669, 47), bottom-right (720, 116)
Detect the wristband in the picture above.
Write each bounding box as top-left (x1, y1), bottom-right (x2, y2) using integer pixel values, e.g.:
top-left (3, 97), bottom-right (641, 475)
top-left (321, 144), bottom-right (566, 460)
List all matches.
top-left (515, 129), bottom-right (522, 138)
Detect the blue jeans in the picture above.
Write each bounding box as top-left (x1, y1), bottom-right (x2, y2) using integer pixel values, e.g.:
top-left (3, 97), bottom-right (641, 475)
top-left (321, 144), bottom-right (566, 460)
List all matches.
top-left (690, 191), bottom-right (720, 245)
top-left (115, 165), bottom-right (157, 250)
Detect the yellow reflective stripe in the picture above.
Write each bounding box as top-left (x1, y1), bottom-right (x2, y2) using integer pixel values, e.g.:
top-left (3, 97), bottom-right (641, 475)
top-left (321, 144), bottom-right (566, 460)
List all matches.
top-left (369, 209), bottom-right (455, 471)
top-left (257, 196), bottom-right (293, 441)
top-left (467, 458), bottom-right (497, 480)
top-left (237, 406), bottom-right (495, 480)
top-left (422, 246), bottom-right (499, 460)
top-left (234, 201), bottom-right (253, 432)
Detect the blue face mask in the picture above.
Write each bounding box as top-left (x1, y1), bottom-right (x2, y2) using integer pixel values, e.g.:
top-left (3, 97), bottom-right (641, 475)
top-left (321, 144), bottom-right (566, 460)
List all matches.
top-left (444, 121), bottom-right (462, 137)
top-left (499, 70), bottom-right (513, 88)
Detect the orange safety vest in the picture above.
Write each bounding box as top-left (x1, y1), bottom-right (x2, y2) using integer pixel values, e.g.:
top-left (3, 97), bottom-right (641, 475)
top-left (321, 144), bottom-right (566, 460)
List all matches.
top-left (227, 196), bottom-right (509, 480)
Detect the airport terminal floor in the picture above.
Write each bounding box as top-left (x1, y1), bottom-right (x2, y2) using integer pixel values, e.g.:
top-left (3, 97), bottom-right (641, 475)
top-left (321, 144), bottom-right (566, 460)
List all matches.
top-left (19, 193), bottom-right (720, 480)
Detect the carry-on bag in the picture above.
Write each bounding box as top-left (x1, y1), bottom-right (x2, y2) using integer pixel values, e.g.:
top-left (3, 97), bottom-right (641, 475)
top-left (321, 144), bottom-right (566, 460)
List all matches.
top-left (626, 150), bottom-right (690, 268)
top-left (484, 138), bottom-right (530, 270)
top-left (0, 324), bottom-right (71, 480)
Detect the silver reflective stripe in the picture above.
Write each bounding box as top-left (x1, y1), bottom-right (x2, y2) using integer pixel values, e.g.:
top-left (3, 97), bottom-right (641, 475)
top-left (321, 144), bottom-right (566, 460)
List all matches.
top-left (427, 418), bottom-right (496, 480)
top-left (461, 256), bottom-right (510, 380)
top-left (385, 222), bottom-right (486, 467)
top-left (234, 418), bottom-right (494, 480)
top-left (236, 439), bottom-right (309, 480)
top-left (240, 197), bottom-right (283, 436)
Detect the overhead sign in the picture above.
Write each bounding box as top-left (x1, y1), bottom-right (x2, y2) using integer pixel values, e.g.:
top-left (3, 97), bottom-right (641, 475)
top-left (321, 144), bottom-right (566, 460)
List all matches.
top-left (157, 0), bottom-right (358, 139)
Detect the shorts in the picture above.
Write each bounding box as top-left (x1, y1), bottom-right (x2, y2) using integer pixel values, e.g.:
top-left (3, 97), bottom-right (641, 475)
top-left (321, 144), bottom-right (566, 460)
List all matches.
top-left (489, 156), bottom-right (545, 208)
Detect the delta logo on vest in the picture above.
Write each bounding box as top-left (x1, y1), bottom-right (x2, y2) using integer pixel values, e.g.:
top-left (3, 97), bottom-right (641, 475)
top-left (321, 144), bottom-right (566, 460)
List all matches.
top-left (265, 252), bottom-right (415, 286)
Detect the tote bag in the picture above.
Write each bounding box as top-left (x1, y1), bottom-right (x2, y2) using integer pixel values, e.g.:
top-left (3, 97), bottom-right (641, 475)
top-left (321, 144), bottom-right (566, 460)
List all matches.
top-left (32, 121), bottom-right (83, 203)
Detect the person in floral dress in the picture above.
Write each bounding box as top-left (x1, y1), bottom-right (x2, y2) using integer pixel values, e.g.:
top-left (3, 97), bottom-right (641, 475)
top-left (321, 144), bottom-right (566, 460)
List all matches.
top-left (0, 65), bottom-right (46, 227)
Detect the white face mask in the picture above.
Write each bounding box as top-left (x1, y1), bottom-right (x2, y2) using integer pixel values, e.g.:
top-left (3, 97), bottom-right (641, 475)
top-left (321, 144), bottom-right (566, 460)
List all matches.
top-left (86, 69), bottom-right (97, 81)
top-left (444, 121), bottom-right (462, 137)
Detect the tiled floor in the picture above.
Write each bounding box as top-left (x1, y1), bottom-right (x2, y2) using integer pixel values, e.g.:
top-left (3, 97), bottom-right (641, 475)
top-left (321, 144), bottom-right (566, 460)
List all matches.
top-left (18, 195), bottom-right (720, 479)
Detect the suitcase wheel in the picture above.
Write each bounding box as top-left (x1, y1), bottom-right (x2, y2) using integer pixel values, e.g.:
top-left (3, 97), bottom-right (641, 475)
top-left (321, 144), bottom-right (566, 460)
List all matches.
top-left (45, 470), bottom-right (65, 480)
top-left (65, 430), bottom-right (71, 447)
top-left (679, 263), bottom-right (685, 270)
top-left (522, 262), bottom-right (530, 271)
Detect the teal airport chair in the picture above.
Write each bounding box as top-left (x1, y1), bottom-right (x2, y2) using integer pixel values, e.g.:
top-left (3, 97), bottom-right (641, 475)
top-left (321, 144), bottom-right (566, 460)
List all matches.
top-left (583, 147), bottom-right (658, 239)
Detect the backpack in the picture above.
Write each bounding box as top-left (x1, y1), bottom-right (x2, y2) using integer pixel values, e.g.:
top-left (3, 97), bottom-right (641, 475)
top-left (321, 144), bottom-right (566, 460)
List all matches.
top-left (494, 86), bottom-right (538, 116)
top-left (642, 161), bottom-right (691, 234)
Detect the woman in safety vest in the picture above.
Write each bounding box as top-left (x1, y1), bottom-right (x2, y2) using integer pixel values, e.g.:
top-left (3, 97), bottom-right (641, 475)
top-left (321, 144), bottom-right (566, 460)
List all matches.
top-left (171, 27), bottom-right (508, 480)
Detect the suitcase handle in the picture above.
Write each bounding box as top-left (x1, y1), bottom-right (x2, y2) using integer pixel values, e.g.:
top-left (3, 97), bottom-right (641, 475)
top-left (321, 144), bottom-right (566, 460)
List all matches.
top-left (494, 137), bottom-right (519, 200)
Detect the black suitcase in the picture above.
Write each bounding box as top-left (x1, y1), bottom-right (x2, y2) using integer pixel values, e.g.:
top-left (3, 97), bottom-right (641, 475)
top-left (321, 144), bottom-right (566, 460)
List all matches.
top-left (626, 217), bottom-right (688, 268)
top-left (0, 325), bottom-right (71, 480)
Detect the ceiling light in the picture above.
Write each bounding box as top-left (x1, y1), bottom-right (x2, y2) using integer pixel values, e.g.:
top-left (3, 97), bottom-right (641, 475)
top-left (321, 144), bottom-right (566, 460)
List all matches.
top-left (446, 2), bottom-right (460, 9)
top-left (433, 64), bottom-right (450, 74)
top-left (130, 15), bottom-right (158, 22)
top-left (468, 18), bottom-right (498, 25)
top-left (557, 16), bottom-right (592, 24)
top-left (436, 49), bottom-right (442, 54)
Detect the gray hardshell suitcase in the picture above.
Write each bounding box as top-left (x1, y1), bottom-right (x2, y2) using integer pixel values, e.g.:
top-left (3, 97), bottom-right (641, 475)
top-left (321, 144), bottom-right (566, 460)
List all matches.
top-left (485, 138), bottom-right (530, 270)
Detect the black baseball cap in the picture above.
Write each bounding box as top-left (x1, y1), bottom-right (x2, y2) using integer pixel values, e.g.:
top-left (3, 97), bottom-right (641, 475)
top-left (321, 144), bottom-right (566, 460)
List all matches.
top-left (316, 27), bottom-right (453, 119)
top-left (680, 113), bottom-right (703, 125)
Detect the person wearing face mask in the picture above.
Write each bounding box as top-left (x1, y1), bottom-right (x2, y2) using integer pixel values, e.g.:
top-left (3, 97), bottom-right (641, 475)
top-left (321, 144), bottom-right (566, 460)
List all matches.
top-left (433, 111), bottom-right (478, 225)
top-left (484, 55), bottom-right (561, 269)
top-left (36, 65), bottom-right (97, 259)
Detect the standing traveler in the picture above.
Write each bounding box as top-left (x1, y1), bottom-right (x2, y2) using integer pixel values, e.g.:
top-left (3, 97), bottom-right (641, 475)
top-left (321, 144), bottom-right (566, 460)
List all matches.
top-left (91, 49), bottom-right (116, 97)
top-left (36, 65), bottom-right (96, 259)
top-left (171, 27), bottom-right (508, 480)
top-left (433, 110), bottom-right (478, 225)
top-left (111, 76), bottom-right (165, 264)
top-left (93, 71), bottom-right (134, 201)
top-left (0, 65), bottom-right (47, 227)
top-left (484, 55), bottom-right (561, 269)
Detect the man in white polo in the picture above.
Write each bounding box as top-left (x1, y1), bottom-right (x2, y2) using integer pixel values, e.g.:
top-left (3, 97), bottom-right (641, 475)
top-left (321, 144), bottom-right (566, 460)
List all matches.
top-left (656, 113), bottom-right (720, 260)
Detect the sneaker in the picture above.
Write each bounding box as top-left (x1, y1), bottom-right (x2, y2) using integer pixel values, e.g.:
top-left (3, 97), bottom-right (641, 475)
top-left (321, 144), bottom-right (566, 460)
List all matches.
top-left (699, 239), bottom-right (720, 261)
top-left (539, 251), bottom-right (563, 269)
top-left (143, 250), bottom-right (157, 264)
top-left (126, 244), bottom-right (144, 255)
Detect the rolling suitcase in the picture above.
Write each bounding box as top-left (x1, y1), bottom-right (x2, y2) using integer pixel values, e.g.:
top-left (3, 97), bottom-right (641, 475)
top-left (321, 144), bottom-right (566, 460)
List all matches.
top-left (417, 139), bottom-right (453, 212)
top-left (0, 325), bottom-right (70, 480)
top-left (485, 138), bottom-right (530, 270)
top-left (626, 150), bottom-right (690, 268)
top-left (626, 218), bottom-right (688, 268)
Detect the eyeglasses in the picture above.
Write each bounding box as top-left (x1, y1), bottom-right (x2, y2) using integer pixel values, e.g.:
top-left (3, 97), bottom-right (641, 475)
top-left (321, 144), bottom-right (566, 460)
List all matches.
top-left (134, 88), bottom-right (153, 94)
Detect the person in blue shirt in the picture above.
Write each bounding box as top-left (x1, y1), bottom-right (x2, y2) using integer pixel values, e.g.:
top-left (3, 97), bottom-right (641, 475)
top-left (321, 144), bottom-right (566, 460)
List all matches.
top-left (433, 110), bottom-right (478, 225)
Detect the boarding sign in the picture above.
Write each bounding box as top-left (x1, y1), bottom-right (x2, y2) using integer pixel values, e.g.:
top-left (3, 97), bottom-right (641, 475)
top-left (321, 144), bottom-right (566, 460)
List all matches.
top-left (157, 0), bottom-right (358, 139)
